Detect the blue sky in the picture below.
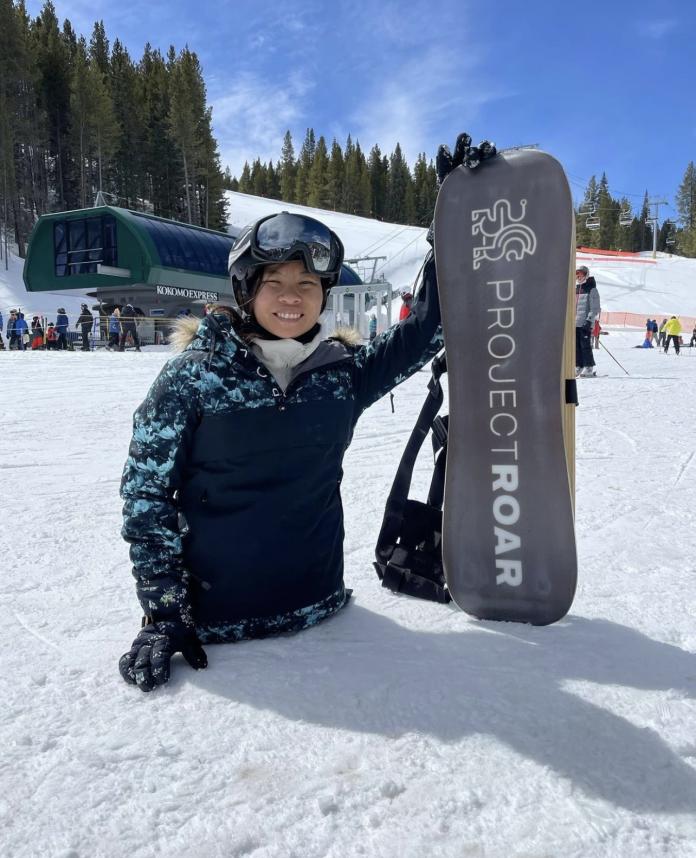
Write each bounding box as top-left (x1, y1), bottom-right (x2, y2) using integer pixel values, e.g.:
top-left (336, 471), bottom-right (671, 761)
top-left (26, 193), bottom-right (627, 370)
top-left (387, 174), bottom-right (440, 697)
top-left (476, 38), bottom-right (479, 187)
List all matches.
top-left (28, 0), bottom-right (696, 219)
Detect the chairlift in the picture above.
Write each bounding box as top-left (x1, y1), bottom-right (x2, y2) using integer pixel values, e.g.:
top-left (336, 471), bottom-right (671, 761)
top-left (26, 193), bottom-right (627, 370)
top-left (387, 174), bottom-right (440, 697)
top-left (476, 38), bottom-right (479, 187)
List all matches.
top-left (579, 202), bottom-right (597, 215)
top-left (586, 215), bottom-right (600, 230)
top-left (618, 205), bottom-right (632, 226)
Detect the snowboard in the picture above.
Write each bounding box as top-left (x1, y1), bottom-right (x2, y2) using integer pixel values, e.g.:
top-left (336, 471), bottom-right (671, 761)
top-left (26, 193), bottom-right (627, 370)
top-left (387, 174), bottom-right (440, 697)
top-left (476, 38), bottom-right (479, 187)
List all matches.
top-left (433, 148), bottom-right (577, 625)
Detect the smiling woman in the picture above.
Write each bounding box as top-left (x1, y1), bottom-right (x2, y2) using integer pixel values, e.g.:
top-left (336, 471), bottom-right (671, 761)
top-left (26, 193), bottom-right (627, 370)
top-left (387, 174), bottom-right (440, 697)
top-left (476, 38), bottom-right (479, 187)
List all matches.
top-left (118, 207), bottom-right (445, 692)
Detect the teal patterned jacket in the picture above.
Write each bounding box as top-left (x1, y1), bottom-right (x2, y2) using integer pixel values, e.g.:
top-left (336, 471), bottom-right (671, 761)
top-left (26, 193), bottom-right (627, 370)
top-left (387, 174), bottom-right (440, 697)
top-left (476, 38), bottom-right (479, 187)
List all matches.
top-left (121, 253), bottom-right (443, 643)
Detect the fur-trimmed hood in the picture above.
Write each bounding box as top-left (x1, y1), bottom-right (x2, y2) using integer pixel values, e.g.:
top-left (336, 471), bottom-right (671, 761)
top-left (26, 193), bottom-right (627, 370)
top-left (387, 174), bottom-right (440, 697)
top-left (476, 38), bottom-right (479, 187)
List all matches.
top-left (168, 313), bottom-right (362, 354)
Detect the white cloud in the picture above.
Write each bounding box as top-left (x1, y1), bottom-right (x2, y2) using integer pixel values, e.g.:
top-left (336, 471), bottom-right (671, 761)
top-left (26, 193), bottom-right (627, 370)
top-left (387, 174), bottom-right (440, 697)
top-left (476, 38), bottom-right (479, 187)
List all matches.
top-left (350, 46), bottom-right (504, 166)
top-left (211, 71), bottom-right (314, 176)
top-left (636, 18), bottom-right (678, 39)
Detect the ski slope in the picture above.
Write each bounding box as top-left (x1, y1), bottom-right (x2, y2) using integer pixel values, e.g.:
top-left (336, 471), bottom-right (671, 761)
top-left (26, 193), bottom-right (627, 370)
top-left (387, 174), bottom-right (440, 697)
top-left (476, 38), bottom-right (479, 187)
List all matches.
top-left (1, 196), bottom-right (696, 858)
top-left (4, 190), bottom-right (696, 323)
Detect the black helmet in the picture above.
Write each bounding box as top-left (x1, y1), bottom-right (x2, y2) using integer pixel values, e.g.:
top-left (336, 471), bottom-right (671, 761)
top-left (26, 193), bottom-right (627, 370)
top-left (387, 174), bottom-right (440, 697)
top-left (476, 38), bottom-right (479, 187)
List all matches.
top-left (228, 212), bottom-right (344, 317)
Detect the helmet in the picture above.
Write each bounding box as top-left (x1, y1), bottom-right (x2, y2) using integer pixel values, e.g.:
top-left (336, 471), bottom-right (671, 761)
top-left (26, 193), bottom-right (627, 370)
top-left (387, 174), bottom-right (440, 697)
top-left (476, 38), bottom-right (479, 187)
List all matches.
top-left (81, 303), bottom-right (89, 310)
top-left (228, 212), bottom-right (344, 317)
top-left (576, 265), bottom-right (589, 276)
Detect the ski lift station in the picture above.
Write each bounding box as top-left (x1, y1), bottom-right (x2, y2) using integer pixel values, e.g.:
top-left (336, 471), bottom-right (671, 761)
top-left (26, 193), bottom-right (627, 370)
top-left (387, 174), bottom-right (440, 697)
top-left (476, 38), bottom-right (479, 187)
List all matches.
top-left (22, 205), bottom-right (395, 342)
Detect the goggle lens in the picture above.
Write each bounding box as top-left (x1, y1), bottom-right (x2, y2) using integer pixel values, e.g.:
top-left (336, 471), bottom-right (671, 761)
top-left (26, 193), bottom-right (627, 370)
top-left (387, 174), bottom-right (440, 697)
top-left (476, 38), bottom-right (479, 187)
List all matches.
top-left (255, 214), bottom-right (337, 273)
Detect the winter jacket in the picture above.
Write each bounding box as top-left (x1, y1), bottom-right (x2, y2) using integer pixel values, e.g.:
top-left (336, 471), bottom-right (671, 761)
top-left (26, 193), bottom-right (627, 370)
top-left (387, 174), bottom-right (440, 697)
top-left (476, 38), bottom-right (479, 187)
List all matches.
top-left (7, 316), bottom-right (16, 336)
top-left (14, 316), bottom-right (28, 335)
top-left (575, 276), bottom-right (600, 328)
top-left (77, 310), bottom-right (93, 329)
top-left (120, 307), bottom-right (138, 332)
top-left (0, 311), bottom-right (3, 332)
top-left (121, 253), bottom-right (443, 643)
top-left (664, 318), bottom-right (682, 336)
top-left (109, 313), bottom-right (121, 334)
top-left (56, 313), bottom-right (69, 334)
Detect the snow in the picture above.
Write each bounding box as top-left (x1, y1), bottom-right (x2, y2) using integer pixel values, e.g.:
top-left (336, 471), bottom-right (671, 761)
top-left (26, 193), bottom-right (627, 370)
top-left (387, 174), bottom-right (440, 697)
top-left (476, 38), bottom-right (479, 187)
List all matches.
top-left (2, 197), bottom-right (696, 858)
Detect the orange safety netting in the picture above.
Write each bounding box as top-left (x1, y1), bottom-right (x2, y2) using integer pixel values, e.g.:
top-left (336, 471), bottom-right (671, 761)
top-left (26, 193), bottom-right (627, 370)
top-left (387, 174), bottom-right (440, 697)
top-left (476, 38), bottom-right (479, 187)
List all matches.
top-left (599, 311), bottom-right (696, 331)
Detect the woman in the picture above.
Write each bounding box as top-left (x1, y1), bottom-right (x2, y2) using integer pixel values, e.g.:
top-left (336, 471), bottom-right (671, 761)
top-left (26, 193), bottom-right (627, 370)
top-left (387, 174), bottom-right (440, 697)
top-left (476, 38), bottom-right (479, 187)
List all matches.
top-left (119, 211), bottom-right (443, 691)
top-left (107, 307), bottom-right (121, 350)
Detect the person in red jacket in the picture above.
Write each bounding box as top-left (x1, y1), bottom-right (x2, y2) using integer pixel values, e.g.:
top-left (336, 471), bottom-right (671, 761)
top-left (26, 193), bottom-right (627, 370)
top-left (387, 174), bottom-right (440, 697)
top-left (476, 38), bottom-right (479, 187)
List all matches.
top-left (399, 292), bottom-right (413, 321)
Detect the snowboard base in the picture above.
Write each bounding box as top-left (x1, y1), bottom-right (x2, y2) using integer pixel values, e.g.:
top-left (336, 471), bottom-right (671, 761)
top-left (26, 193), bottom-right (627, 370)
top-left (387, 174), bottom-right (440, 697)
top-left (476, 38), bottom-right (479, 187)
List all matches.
top-left (434, 149), bottom-right (577, 625)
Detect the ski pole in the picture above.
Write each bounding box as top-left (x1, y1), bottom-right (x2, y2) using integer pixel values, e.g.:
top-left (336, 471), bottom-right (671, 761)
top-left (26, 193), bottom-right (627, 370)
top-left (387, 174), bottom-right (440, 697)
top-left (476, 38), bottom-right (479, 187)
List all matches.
top-left (599, 338), bottom-right (629, 375)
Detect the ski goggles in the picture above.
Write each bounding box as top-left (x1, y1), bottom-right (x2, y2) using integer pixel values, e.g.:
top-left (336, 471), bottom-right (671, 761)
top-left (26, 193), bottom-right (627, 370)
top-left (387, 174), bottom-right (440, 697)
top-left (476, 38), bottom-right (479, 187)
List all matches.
top-left (230, 212), bottom-right (344, 278)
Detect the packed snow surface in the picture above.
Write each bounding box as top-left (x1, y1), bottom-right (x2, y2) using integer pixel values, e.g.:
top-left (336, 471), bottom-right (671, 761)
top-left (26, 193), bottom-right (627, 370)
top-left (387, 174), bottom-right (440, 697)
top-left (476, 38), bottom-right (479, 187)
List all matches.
top-left (1, 195), bottom-right (696, 857)
top-left (2, 331), bottom-right (696, 857)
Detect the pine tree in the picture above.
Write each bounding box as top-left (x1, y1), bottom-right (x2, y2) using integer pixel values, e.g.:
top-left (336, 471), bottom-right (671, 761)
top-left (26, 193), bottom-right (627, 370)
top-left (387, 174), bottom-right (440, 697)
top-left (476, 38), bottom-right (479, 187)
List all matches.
top-left (238, 161), bottom-right (251, 193)
top-left (325, 138), bottom-right (344, 210)
top-left (367, 145), bottom-right (387, 220)
top-left (386, 143), bottom-right (415, 223)
top-left (70, 38), bottom-right (117, 206)
top-left (250, 158), bottom-right (266, 197)
top-left (413, 153), bottom-right (438, 227)
top-left (307, 135), bottom-right (329, 208)
top-left (576, 175), bottom-right (598, 248)
top-left (294, 127), bottom-right (315, 205)
top-left (675, 162), bottom-right (696, 255)
top-left (89, 19), bottom-right (109, 77)
top-left (32, 0), bottom-right (76, 208)
top-left (140, 45), bottom-right (180, 217)
top-left (266, 159), bottom-right (280, 200)
top-left (638, 191), bottom-right (653, 253)
top-left (279, 130), bottom-right (296, 202)
top-left (597, 173), bottom-right (615, 250)
top-left (111, 38), bottom-right (144, 207)
top-left (168, 46), bottom-right (203, 222)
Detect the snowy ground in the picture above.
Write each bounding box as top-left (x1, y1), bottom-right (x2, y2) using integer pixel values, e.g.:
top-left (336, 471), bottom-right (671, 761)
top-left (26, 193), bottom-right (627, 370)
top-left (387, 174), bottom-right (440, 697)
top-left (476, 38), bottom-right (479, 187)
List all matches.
top-left (1, 329), bottom-right (695, 858)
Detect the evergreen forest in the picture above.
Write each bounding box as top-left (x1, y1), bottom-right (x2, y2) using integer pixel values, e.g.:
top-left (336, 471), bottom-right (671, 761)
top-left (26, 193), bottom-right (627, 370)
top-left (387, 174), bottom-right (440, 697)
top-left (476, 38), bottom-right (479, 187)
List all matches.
top-left (2, 0), bottom-right (696, 259)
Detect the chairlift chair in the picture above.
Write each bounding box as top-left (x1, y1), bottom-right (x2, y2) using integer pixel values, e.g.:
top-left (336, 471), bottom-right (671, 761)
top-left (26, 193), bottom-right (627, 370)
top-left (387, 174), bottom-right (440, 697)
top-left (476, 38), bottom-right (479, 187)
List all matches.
top-left (618, 205), bottom-right (632, 226)
top-left (586, 215), bottom-right (600, 230)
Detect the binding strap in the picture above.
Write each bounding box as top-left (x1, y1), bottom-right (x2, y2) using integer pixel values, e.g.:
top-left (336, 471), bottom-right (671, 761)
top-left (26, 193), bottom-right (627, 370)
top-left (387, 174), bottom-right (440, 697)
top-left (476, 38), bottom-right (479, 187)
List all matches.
top-left (374, 353), bottom-right (451, 603)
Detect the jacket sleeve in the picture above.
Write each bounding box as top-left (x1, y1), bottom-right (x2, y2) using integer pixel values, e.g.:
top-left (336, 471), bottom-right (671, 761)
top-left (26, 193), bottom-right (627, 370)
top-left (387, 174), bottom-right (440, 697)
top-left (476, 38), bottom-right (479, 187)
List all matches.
top-left (120, 355), bottom-right (202, 623)
top-left (352, 251), bottom-right (443, 412)
top-left (588, 288), bottom-right (600, 322)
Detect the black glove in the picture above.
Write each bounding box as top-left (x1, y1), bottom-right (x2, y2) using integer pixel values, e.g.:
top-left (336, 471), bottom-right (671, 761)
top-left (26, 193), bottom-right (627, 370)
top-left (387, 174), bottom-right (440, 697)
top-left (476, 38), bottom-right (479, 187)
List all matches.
top-left (119, 619), bottom-right (207, 692)
top-left (436, 132), bottom-right (497, 185)
top-left (427, 132), bottom-right (498, 245)
top-left (583, 320), bottom-right (593, 334)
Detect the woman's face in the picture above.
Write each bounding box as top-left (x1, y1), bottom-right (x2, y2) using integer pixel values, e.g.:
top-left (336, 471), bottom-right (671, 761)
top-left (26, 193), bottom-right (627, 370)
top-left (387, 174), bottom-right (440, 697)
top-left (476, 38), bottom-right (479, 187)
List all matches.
top-left (253, 260), bottom-right (324, 338)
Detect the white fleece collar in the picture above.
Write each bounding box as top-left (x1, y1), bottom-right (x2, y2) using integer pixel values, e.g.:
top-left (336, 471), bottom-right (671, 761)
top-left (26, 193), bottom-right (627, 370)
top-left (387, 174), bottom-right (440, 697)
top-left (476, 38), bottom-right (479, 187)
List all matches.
top-left (250, 324), bottom-right (325, 392)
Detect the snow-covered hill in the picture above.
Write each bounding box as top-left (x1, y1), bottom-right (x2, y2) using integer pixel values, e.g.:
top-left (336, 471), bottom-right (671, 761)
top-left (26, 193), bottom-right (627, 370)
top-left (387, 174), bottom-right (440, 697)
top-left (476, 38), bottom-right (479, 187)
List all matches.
top-left (4, 191), bottom-right (696, 325)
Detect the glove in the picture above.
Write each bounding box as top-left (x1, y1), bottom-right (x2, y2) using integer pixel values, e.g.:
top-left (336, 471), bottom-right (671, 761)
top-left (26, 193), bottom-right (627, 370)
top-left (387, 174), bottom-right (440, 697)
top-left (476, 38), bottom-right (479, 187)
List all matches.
top-left (427, 132), bottom-right (498, 245)
top-left (583, 320), bottom-right (593, 333)
top-left (119, 619), bottom-right (207, 692)
top-left (436, 132), bottom-right (497, 185)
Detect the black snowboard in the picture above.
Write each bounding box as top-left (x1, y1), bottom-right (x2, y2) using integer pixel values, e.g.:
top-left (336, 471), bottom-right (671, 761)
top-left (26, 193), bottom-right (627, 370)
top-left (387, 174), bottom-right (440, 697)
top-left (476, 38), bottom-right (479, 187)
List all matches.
top-left (433, 149), bottom-right (577, 625)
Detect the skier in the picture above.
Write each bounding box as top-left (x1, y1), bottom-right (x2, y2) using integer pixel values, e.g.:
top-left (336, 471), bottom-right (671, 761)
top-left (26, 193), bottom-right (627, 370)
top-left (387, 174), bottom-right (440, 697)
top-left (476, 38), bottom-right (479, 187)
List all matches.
top-left (76, 303), bottom-right (94, 351)
top-left (575, 265), bottom-right (600, 377)
top-left (368, 312), bottom-right (377, 342)
top-left (658, 318), bottom-right (668, 348)
top-left (7, 309), bottom-right (18, 349)
top-left (31, 315), bottom-right (44, 350)
top-left (663, 315), bottom-right (682, 354)
top-left (118, 210), bottom-right (445, 691)
top-left (118, 304), bottom-right (141, 351)
top-left (55, 308), bottom-right (69, 350)
top-left (45, 322), bottom-right (58, 350)
top-left (107, 307), bottom-right (121, 350)
top-left (14, 312), bottom-right (28, 351)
